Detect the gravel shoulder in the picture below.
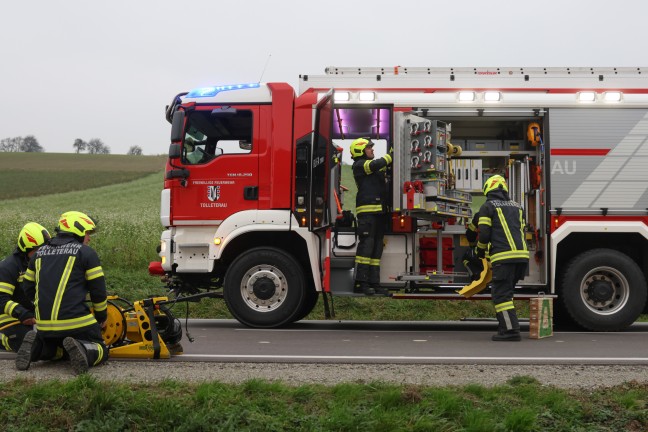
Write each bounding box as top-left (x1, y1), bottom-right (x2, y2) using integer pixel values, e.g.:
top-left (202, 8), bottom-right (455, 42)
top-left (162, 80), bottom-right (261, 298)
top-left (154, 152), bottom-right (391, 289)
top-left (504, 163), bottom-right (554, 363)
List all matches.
top-left (2, 359), bottom-right (646, 389)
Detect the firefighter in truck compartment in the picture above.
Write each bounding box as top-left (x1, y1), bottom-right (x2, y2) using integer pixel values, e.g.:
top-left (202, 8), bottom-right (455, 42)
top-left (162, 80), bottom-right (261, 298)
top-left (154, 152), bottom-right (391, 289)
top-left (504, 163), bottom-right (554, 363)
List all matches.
top-left (476, 175), bottom-right (530, 341)
top-left (350, 137), bottom-right (393, 296)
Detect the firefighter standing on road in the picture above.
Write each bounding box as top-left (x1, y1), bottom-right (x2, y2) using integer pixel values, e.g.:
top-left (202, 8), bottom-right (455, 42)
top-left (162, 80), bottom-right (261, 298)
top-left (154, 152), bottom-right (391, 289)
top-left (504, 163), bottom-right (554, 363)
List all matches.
top-left (475, 175), bottom-right (529, 341)
top-left (351, 137), bottom-right (392, 296)
top-left (16, 211), bottom-right (109, 374)
top-left (0, 223), bottom-right (50, 352)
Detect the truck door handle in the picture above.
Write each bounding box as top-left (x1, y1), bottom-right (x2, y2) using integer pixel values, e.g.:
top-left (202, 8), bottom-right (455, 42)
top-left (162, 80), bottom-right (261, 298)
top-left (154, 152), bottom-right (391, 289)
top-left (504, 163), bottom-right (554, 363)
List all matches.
top-left (244, 186), bottom-right (258, 200)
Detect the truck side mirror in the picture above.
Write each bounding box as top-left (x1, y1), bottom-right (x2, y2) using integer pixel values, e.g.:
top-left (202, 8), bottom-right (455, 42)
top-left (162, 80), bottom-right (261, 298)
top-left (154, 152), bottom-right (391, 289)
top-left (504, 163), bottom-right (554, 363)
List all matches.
top-left (168, 143), bottom-right (182, 159)
top-left (170, 111), bottom-right (185, 142)
top-left (239, 140), bottom-right (252, 151)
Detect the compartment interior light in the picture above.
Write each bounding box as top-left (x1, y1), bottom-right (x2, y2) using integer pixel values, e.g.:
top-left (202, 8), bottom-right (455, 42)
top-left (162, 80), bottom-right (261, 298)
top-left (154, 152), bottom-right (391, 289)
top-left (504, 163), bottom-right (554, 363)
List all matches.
top-left (577, 91), bottom-right (596, 102)
top-left (359, 91), bottom-right (376, 101)
top-left (484, 91), bottom-right (501, 102)
top-left (334, 92), bottom-right (350, 102)
top-left (458, 91), bottom-right (476, 102)
top-left (603, 91), bottom-right (622, 102)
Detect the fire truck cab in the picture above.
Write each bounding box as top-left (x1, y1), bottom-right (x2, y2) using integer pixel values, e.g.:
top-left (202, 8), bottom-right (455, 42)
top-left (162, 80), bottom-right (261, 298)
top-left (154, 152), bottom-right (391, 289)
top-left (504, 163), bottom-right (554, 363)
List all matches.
top-left (155, 67), bottom-right (648, 331)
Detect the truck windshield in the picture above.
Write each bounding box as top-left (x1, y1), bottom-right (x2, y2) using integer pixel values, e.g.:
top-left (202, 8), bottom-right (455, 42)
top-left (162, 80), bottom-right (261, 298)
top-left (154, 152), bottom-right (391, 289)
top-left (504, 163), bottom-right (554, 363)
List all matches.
top-left (181, 109), bottom-right (253, 165)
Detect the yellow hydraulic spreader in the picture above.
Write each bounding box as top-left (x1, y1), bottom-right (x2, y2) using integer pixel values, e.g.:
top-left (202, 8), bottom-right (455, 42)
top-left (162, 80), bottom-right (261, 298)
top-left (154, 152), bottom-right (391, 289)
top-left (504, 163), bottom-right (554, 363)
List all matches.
top-left (100, 296), bottom-right (179, 359)
top-left (456, 258), bottom-right (492, 298)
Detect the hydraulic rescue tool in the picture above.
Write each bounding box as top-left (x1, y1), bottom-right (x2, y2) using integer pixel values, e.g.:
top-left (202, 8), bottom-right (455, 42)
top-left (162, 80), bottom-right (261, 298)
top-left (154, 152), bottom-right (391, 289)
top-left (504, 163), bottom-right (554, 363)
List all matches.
top-left (98, 295), bottom-right (184, 359)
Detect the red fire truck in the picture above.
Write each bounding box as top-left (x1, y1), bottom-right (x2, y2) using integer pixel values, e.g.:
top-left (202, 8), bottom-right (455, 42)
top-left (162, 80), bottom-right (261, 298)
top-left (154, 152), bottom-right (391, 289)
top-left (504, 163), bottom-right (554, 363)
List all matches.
top-left (152, 66), bottom-right (648, 330)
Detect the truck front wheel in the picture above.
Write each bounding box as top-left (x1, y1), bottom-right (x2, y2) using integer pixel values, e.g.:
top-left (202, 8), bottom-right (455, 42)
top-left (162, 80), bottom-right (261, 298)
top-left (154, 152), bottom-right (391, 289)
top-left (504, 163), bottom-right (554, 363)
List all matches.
top-left (224, 247), bottom-right (306, 328)
top-left (559, 248), bottom-right (647, 331)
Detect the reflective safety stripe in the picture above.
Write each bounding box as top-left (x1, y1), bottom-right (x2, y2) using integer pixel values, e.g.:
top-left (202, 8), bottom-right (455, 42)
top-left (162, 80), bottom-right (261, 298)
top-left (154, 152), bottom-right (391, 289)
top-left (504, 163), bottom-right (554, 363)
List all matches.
top-left (17, 274), bottom-right (23, 283)
top-left (93, 299), bottom-right (107, 312)
top-left (356, 204), bottom-right (383, 214)
top-left (383, 154), bottom-right (392, 164)
top-left (495, 301), bottom-right (515, 312)
top-left (0, 314), bottom-right (16, 327)
top-left (0, 282), bottom-right (14, 294)
top-left (94, 343), bottom-right (104, 366)
top-left (24, 268), bottom-right (35, 282)
top-left (478, 217), bottom-right (492, 226)
top-left (355, 256), bottom-right (371, 264)
top-left (52, 256), bottom-right (76, 321)
top-left (34, 259), bottom-right (41, 320)
top-left (35, 314), bottom-right (97, 331)
top-left (1, 333), bottom-right (10, 351)
top-left (369, 258), bottom-right (381, 266)
top-left (490, 250), bottom-right (530, 263)
top-left (363, 160), bottom-right (373, 175)
top-left (86, 266), bottom-right (104, 281)
top-left (5, 300), bottom-right (18, 316)
top-left (477, 241), bottom-right (488, 250)
top-left (467, 222), bottom-right (476, 231)
top-left (519, 210), bottom-right (528, 251)
top-left (496, 208), bottom-right (516, 251)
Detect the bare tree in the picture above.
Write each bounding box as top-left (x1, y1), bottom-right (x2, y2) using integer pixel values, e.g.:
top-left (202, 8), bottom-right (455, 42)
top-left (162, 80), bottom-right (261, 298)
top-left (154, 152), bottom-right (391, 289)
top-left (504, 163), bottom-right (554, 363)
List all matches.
top-left (0, 137), bottom-right (22, 152)
top-left (21, 135), bottom-right (44, 152)
top-left (73, 138), bottom-right (87, 154)
top-left (87, 138), bottom-right (105, 154)
top-left (127, 145), bottom-right (143, 155)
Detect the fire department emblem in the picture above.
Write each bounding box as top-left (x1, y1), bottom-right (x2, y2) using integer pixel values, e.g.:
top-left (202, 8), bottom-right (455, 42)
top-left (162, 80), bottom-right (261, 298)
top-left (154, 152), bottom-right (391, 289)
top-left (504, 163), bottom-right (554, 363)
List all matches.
top-left (207, 185), bottom-right (221, 201)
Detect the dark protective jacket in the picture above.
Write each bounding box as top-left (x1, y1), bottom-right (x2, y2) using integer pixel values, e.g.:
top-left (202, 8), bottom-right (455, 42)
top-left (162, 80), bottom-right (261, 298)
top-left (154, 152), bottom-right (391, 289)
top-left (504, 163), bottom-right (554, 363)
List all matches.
top-left (0, 249), bottom-right (34, 328)
top-left (23, 233), bottom-right (107, 335)
top-left (352, 153), bottom-right (392, 214)
top-left (476, 189), bottom-right (529, 264)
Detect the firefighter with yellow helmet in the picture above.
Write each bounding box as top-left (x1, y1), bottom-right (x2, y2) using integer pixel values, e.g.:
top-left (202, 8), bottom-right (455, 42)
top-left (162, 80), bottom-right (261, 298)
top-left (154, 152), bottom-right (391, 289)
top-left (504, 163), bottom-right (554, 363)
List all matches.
top-left (0, 223), bottom-right (50, 352)
top-left (350, 137), bottom-right (392, 295)
top-left (475, 175), bottom-right (529, 341)
top-left (16, 211), bottom-right (108, 374)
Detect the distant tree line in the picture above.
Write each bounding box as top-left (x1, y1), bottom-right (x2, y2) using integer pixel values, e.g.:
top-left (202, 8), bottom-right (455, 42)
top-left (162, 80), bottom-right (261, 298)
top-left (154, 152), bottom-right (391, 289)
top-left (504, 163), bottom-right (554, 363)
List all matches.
top-left (73, 138), bottom-right (111, 154)
top-left (0, 135), bottom-right (44, 152)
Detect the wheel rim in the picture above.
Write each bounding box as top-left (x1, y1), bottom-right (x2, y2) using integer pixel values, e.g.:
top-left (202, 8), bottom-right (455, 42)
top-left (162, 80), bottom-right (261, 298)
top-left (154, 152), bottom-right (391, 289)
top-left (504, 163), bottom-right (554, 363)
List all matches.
top-left (239, 265), bottom-right (288, 312)
top-left (579, 266), bottom-right (630, 315)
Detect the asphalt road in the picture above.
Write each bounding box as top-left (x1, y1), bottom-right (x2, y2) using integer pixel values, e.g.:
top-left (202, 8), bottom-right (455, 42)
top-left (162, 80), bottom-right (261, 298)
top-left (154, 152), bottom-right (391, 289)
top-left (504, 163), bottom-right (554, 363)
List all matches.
top-left (2, 319), bottom-right (647, 365)
top-left (169, 319), bottom-right (648, 365)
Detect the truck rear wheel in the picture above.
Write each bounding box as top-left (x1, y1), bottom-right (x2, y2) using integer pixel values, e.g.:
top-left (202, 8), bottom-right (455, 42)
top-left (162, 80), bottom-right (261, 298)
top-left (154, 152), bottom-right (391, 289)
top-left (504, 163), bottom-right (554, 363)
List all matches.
top-left (559, 248), bottom-right (647, 331)
top-left (224, 247), bottom-right (306, 328)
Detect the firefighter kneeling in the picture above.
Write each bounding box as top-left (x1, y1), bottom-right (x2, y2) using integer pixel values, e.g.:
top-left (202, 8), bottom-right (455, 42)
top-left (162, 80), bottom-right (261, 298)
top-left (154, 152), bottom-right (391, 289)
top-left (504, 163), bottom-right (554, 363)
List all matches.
top-left (474, 175), bottom-right (529, 341)
top-left (16, 211), bottom-right (109, 374)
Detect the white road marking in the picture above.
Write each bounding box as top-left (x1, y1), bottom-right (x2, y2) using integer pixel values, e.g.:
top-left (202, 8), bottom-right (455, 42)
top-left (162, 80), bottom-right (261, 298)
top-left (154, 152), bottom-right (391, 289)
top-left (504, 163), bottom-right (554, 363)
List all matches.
top-left (177, 354), bottom-right (648, 362)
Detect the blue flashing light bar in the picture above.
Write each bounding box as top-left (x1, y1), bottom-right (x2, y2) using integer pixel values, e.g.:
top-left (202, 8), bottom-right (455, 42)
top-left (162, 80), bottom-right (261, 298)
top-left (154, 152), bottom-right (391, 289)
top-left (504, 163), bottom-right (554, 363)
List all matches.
top-left (186, 82), bottom-right (261, 98)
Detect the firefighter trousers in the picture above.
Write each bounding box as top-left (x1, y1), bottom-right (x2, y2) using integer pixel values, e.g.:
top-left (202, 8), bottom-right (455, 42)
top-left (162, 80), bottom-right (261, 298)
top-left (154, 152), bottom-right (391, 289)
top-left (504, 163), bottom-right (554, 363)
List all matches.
top-left (0, 322), bottom-right (32, 352)
top-left (491, 262), bottom-right (528, 332)
top-left (354, 213), bottom-right (386, 285)
top-left (30, 324), bottom-right (108, 367)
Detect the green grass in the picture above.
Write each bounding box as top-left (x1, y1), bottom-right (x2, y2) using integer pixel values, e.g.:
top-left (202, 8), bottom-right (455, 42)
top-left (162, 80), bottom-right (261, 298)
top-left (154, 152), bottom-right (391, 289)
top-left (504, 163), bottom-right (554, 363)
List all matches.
top-left (0, 376), bottom-right (645, 431)
top-left (0, 153), bottom-right (166, 199)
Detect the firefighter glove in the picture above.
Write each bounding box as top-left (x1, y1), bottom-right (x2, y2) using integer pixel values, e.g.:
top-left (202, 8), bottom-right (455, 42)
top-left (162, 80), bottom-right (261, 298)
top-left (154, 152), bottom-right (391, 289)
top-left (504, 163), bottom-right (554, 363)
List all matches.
top-left (475, 247), bottom-right (486, 259)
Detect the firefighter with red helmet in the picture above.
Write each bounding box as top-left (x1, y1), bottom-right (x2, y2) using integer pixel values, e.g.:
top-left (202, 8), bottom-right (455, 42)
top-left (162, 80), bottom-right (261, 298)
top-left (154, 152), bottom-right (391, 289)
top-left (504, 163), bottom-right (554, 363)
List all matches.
top-left (476, 175), bottom-right (529, 341)
top-left (350, 137), bottom-right (392, 295)
top-left (16, 211), bottom-right (109, 374)
top-left (0, 223), bottom-right (50, 352)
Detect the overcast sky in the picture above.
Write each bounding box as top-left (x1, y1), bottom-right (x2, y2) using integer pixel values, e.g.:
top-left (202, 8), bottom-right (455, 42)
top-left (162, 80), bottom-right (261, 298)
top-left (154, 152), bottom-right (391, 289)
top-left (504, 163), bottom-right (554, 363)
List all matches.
top-left (2, 0), bottom-right (647, 155)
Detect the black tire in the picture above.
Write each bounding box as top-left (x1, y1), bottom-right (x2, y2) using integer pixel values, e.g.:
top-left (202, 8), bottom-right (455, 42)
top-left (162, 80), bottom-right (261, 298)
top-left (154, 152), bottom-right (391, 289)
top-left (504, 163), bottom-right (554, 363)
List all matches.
top-left (291, 286), bottom-right (319, 323)
top-left (224, 247), bottom-right (306, 328)
top-left (559, 248), bottom-right (647, 331)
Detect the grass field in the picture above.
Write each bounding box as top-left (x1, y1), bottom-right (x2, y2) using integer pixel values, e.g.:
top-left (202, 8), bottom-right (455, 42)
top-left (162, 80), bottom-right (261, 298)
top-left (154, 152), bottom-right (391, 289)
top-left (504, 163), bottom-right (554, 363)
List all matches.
top-left (0, 153), bottom-right (166, 199)
top-left (1, 376), bottom-right (645, 431)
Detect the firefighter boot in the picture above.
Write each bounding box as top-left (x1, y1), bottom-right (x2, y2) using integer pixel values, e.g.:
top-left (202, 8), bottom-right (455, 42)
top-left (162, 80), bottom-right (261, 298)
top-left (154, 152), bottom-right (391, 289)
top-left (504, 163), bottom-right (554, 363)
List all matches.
top-left (63, 337), bottom-right (89, 375)
top-left (354, 281), bottom-right (375, 296)
top-left (15, 330), bottom-right (40, 371)
top-left (492, 310), bottom-right (521, 341)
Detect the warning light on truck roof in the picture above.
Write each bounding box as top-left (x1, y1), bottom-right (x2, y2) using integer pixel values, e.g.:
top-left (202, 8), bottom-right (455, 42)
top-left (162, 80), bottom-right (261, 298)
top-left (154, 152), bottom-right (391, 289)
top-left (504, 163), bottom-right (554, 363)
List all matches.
top-left (186, 83), bottom-right (260, 98)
